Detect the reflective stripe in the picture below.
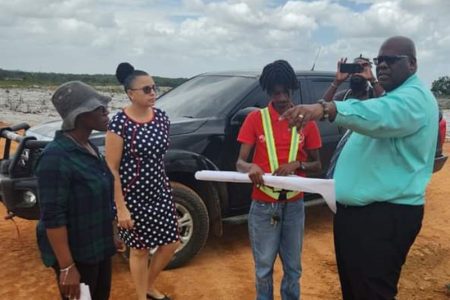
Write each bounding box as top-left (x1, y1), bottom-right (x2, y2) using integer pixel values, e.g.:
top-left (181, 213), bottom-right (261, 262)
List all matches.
top-left (259, 107), bottom-right (301, 200)
top-left (289, 125), bottom-right (299, 162)
top-left (261, 108), bottom-right (278, 171)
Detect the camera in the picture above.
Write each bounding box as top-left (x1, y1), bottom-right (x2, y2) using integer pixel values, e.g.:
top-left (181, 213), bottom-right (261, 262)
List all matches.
top-left (340, 63), bottom-right (364, 74)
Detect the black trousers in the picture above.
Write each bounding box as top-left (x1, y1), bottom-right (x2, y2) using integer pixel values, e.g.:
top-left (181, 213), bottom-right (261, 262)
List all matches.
top-left (52, 257), bottom-right (112, 300)
top-left (333, 202), bottom-right (423, 300)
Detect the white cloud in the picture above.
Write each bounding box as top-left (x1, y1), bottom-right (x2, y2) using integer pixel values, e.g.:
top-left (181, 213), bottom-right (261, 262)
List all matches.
top-left (0, 0), bottom-right (449, 85)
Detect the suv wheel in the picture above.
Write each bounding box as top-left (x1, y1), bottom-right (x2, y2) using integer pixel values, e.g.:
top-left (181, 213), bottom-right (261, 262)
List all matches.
top-left (121, 181), bottom-right (210, 269)
top-left (167, 182), bottom-right (209, 269)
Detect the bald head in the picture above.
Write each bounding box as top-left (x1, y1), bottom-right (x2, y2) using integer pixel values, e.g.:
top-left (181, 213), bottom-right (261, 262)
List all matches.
top-left (380, 36), bottom-right (416, 59)
top-left (376, 36), bottom-right (418, 91)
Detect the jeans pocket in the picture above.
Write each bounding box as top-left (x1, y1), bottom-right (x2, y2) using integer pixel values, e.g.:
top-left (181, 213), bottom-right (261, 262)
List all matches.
top-left (249, 201), bottom-right (273, 227)
top-left (250, 200), bottom-right (273, 216)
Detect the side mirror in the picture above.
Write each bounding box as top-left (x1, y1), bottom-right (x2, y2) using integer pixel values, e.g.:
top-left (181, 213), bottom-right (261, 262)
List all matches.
top-left (230, 107), bottom-right (259, 126)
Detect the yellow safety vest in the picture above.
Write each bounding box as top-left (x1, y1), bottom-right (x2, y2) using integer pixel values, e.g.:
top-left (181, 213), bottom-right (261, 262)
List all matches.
top-left (258, 107), bottom-right (301, 200)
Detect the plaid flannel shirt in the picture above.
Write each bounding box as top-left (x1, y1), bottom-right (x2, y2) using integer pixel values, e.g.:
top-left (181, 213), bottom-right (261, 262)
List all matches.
top-left (35, 131), bottom-right (116, 267)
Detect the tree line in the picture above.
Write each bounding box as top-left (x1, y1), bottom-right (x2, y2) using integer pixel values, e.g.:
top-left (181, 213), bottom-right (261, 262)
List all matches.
top-left (2, 67), bottom-right (449, 97)
top-left (432, 76), bottom-right (450, 97)
top-left (0, 68), bottom-right (187, 88)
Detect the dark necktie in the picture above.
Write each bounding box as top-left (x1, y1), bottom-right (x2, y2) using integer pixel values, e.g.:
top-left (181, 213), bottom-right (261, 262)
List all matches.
top-left (326, 130), bottom-right (352, 179)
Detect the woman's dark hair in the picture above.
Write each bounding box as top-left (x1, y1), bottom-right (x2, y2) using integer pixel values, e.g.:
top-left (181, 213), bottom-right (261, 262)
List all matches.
top-left (259, 60), bottom-right (298, 95)
top-left (115, 62), bottom-right (148, 92)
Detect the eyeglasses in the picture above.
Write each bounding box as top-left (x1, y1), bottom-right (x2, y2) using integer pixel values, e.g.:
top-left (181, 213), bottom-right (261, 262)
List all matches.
top-left (129, 84), bottom-right (159, 94)
top-left (373, 55), bottom-right (409, 66)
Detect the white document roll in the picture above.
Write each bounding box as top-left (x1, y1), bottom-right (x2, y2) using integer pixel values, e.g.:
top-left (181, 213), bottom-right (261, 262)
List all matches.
top-left (195, 170), bottom-right (336, 213)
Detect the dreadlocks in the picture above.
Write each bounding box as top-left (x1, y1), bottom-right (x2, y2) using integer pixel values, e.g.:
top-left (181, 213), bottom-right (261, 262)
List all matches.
top-left (259, 60), bottom-right (298, 95)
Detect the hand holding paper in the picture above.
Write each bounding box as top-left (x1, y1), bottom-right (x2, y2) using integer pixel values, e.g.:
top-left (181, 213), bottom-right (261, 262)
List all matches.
top-left (195, 170), bottom-right (336, 213)
top-left (79, 283), bottom-right (91, 300)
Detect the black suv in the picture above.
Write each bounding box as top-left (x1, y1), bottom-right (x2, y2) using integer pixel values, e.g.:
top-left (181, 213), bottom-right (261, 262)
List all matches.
top-left (5, 70), bottom-right (442, 269)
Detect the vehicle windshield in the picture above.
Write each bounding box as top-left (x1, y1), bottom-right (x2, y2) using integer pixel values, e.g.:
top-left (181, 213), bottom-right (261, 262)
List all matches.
top-left (156, 75), bottom-right (257, 118)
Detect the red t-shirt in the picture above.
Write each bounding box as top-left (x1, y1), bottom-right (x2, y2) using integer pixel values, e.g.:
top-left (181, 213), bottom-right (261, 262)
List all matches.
top-left (237, 102), bottom-right (322, 202)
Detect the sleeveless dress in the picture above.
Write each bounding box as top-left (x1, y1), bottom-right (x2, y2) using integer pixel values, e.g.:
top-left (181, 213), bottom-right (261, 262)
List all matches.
top-left (108, 108), bottom-right (179, 249)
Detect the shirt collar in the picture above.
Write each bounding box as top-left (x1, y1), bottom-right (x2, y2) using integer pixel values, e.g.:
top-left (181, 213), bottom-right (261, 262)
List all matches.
top-left (268, 101), bottom-right (282, 121)
top-left (267, 101), bottom-right (295, 124)
top-left (404, 73), bottom-right (418, 85)
top-left (386, 74), bottom-right (418, 95)
top-left (53, 130), bottom-right (98, 155)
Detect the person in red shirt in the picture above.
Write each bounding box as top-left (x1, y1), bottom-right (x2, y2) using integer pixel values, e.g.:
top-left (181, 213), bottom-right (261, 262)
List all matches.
top-left (236, 60), bottom-right (322, 300)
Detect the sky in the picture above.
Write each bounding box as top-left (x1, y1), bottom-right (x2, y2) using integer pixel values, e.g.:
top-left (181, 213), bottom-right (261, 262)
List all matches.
top-left (0, 0), bottom-right (449, 86)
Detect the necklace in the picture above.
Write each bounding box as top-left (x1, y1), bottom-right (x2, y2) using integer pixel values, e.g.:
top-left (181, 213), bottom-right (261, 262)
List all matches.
top-left (65, 133), bottom-right (98, 158)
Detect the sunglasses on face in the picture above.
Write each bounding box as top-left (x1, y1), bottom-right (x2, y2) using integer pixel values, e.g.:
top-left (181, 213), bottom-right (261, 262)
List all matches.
top-left (129, 84), bottom-right (159, 94)
top-left (373, 55), bottom-right (409, 66)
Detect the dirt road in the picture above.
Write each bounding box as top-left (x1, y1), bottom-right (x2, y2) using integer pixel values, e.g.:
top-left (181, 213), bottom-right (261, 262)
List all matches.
top-left (0, 144), bottom-right (449, 300)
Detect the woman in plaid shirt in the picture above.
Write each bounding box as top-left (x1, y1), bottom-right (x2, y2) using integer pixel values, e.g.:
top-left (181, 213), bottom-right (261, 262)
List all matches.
top-left (36, 81), bottom-right (116, 300)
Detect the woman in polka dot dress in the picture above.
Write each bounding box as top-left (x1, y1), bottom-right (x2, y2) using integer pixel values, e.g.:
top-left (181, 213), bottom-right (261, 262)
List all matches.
top-left (105, 62), bottom-right (179, 300)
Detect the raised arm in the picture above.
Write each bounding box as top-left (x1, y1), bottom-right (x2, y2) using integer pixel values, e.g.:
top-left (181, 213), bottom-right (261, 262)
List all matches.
top-left (281, 85), bottom-right (429, 139)
top-left (358, 62), bottom-right (386, 97)
top-left (322, 58), bottom-right (350, 102)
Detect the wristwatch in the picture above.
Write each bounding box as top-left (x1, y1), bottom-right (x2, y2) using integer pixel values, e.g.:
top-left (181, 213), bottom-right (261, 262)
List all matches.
top-left (317, 99), bottom-right (330, 121)
top-left (370, 79), bottom-right (379, 85)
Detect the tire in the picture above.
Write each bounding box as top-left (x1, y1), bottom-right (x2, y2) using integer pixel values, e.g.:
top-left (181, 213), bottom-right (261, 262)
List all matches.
top-left (120, 181), bottom-right (210, 269)
top-left (166, 182), bottom-right (209, 269)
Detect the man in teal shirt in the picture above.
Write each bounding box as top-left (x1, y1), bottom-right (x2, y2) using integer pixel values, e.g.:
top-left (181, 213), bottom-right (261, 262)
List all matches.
top-left (281, 36), bottom-right (438, 299)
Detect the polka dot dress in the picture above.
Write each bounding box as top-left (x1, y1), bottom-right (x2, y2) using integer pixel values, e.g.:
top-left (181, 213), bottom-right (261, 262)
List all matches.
top-left (108, 108), bottom-right (179, 249)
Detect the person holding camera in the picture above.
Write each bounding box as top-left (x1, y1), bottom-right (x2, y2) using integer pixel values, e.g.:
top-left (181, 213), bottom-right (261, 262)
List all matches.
top-left (280, 36), bottom-right (439, 300)
top-left (323, 55), bottom-right (385, 178)
top-left (323, 55), bottom-right (385, 102)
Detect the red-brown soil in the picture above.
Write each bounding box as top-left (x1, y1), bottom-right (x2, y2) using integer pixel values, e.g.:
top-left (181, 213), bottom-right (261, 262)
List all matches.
top-left (0, 123), bottom-right (449, 299)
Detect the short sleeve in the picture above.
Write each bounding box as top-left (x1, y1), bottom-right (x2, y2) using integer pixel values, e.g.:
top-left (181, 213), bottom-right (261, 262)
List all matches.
top-left (158, 108), bottom-right (171, 128)
top-left (237, 110), bottom-right (259, 145)
top-left (303, 121), bottom-right (322, 150)
top-left (35, 147), bottom-right (71, 228)
top-left (107, 112), bottom-right (126, 138)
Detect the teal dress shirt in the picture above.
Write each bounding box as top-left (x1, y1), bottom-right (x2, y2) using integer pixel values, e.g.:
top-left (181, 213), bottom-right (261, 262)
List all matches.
top-left (333, 74), bottom-right (439, 206)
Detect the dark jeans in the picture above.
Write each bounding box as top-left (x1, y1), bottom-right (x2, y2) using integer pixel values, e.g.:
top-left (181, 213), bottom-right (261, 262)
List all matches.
top-left (52, 257), bottom-right (112, 300)
top-left (334, 202), bottom-right (423, 300)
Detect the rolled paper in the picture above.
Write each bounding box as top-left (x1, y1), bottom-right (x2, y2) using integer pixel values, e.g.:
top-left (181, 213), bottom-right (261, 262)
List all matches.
top-left (195, 170), bottom-right (336, 213)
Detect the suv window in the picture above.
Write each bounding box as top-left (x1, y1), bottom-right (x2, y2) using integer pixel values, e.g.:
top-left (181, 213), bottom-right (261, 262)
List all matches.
top-left (157, 75), bottom-right (257, 118)
top-left (300, 76), bottom-right (349, 105)
top-left (310, 80), bottom-right (333, 101)
top-left (252, 87), bottom-right (270, 108)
